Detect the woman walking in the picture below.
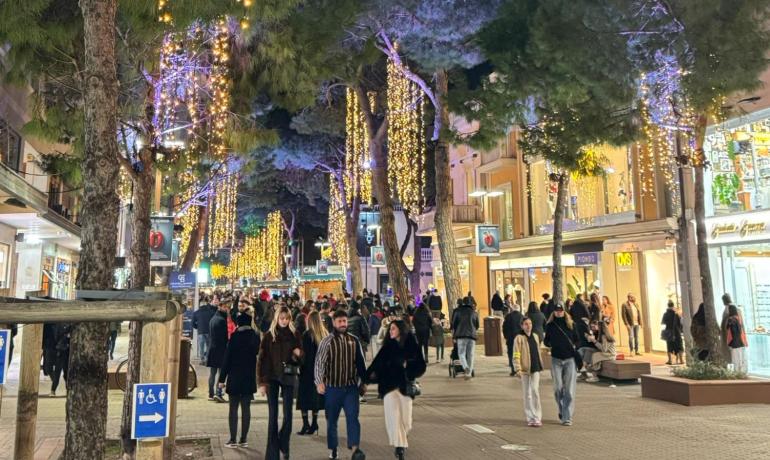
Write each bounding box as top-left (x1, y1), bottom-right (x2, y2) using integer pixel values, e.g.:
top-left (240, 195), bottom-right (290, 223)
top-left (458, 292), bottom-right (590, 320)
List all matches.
top-left (544, 304), bottom-right (579, 426)
top-left (218, 312), bottom-right (260, 448)
top-left (601, 296), bottom-right (616, 334)
top-left (365, 320), bottom-right (426, 459)
top-left (296, 311), bottom-right (327, 436)
top-left (661, 301), bottom-right (684, 365)
top-left (258, 306), bottom-right (303, 460)
top-left (513, 317), bottom-right (543, 427)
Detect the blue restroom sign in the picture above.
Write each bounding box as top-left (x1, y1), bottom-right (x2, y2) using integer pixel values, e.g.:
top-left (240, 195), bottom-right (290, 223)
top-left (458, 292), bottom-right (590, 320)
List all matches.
top-left (132, 382), bottom-right (171, 440)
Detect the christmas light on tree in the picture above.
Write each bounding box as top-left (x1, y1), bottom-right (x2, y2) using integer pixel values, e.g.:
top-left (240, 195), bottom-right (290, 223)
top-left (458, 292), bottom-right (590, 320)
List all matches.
top-left (386, 53), bottom-right (426, 217)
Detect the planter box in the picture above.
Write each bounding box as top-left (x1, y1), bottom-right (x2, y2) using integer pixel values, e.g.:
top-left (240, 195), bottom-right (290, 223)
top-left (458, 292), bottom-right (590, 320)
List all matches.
top-left (641, 374), bottom-right (770, 406)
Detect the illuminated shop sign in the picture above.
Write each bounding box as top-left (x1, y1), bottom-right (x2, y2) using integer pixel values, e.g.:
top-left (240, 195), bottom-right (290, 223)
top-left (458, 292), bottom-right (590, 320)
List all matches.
top-left (707, 210), bottom-right (770, 244)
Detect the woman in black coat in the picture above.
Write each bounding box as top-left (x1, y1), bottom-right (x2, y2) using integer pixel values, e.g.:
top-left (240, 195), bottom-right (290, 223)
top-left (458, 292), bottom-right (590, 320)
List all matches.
top-left (526, 301), bottom-right (546, 342)
top-left (218, 312), bottom-right (260, 447)
top-left (296, 311), bottom-right (327, 436)
top-left (365, 320), bottom-right (426, 460)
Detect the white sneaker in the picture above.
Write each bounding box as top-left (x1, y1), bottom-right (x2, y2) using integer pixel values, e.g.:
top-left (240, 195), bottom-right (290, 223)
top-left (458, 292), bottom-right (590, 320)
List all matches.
top-left (586, 376), bottom-right (599, 383)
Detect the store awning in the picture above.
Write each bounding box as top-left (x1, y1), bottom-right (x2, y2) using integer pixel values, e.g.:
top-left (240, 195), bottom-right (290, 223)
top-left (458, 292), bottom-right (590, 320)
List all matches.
top-left (603, 234), bottom-right (675, 253)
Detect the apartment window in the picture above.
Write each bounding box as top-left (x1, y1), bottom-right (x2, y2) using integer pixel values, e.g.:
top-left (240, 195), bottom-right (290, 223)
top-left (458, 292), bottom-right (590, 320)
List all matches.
top-left (0, 117), bottom-right (22, 172)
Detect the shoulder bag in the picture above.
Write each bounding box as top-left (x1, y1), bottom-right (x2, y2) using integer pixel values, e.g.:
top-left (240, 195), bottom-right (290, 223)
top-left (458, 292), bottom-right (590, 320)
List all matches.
top-left (555, 324), bottom-right (583, 371)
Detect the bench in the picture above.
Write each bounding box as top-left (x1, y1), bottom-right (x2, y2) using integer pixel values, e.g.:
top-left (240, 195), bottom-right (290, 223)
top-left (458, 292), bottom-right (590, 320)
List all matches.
top-left (598, 359), bottom-right (651, 381)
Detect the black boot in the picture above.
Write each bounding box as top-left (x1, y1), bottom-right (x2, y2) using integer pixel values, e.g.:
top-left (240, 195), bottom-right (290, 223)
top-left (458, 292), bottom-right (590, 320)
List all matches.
top-left (308, 413), bottom-right (319, 435)
top-left (297, 414), bottom-right (310, 435)
top-left (395, 447), bottom-right (405, 460)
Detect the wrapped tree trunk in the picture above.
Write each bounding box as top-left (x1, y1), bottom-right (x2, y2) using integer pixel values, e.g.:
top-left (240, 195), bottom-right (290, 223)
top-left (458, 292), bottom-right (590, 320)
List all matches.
top-left (692, 117), bottom-right (725, 363)
top-left (550, 172), bottom-right (569, 306)
top-left (370, 133), bottom-right (410, 303)
top-left (64, 0), bottom-right (120, 457)
top-left (434, 69), bottom-right (462, 317)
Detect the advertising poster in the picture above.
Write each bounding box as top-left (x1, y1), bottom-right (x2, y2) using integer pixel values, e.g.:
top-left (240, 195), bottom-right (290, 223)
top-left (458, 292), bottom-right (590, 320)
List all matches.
top-left (475, 225), bottom-right (500, 256)
top-left (149, 217), bottom-right (174, 266)
top-left (370, 246), bottom-right (386, 267)
top-left (316, 259), bottom-right (329, 275)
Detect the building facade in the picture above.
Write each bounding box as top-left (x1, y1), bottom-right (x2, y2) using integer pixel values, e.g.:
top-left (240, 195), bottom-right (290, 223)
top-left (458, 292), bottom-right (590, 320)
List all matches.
top-left (420, 116), bottom-right (682, 354)
top-left (0, 80), bottom-right (81, 300)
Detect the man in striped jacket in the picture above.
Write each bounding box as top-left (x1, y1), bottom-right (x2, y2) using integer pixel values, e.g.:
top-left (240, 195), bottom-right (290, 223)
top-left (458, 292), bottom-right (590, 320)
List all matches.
top-left (315, 308), bottom-right (368, 460)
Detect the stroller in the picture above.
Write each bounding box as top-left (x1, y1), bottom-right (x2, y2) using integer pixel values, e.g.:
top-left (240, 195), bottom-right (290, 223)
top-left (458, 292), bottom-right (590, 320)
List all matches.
top-left (448, 343), bottom-right (475, 378)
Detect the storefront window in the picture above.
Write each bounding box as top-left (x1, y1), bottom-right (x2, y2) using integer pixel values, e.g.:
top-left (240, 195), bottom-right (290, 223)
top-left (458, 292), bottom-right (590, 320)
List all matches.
top-left (529, 144), bottom-right (635, 235)
top-left (712, 243), bottom-right (770, 377)
top-left (705, 114), bottom-right (770, 216)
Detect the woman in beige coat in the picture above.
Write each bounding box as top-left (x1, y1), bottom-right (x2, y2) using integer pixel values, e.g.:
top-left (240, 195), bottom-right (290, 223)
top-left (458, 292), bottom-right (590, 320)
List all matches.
top-left (513, 317), bottom-right (544, 427)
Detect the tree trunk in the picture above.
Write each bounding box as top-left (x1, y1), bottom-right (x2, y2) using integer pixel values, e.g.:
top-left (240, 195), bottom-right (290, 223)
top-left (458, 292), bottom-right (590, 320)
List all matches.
top-left (181, 203), bottom-right (210, 272)
top-left (371, 135), bottom-right (410, 304)
top-left (407, 220), bottom-right (422, 299)
top-left (345, 198), bottom-right (363, 295)
top-left (65, 0), bottom-right (120, 458)
top-left (433, 69), bottom-right (462, 317)
top-left (119, 163), bottom-right (154, 457)
top-left (551, 173), bottom-right (569, 307)
top-left (129, 158), bottom-right (155, 289)
top-left (692, 117), bottom-right (724, 364)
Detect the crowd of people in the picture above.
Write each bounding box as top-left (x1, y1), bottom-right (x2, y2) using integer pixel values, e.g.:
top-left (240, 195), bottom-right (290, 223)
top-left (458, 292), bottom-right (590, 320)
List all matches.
top-left (28, 282), bottom-right (748, 457)
top-left (191, 288), bottom-right (441, 460)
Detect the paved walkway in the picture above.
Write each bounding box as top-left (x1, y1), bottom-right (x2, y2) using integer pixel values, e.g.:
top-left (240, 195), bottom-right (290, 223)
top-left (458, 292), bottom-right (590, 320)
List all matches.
top-left (1, 331), bottom-right (769, 459)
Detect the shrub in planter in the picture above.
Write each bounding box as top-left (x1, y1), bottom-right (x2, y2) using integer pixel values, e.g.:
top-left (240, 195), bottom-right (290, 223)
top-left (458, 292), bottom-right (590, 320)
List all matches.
top-left (671, 360), bottom-right (747, 381)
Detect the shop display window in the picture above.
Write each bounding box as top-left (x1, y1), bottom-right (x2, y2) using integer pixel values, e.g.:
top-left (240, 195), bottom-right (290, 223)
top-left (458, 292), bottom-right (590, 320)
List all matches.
top-left (706, 118), bottom-right (770, 215)
top-left (529, 144), bottom-right (635, 235)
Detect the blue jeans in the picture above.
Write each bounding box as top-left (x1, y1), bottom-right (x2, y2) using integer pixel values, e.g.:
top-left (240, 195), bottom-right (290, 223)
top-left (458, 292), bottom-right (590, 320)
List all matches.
top-left (627, 325), bottom-right (640, 353)
top-left (198, 333), bottom-right (209, 361)
top-left (550, 357), bottom-right (577, 423)
top-left (457, 338), bottom-right (476, 375)
top-left (325, 385), bottom-right (361, 450)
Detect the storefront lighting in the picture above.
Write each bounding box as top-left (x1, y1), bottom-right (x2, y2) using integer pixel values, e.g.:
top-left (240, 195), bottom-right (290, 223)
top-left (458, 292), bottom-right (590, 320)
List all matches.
top-left (469, 190), bottom-right (488, 197)
top-left (486, 190), bottom-right (504, 197)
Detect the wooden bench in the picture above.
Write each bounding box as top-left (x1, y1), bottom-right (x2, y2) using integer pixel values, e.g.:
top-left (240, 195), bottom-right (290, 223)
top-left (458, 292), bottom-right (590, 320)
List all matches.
top-left (598, 359), bottom-right (651, 381)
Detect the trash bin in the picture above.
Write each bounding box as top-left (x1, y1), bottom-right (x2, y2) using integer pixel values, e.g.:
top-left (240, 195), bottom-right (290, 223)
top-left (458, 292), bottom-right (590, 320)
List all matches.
top-left (178, 338), bottom-right (192, 399)
top-left (483, 316), bottom-right (503, 356)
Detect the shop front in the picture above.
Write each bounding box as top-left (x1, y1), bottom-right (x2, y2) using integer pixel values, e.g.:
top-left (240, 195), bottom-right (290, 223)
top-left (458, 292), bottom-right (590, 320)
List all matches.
top-left (707, 209), bottom-right (770, 377)
top-left (603, 236), bottom-right (680, 354)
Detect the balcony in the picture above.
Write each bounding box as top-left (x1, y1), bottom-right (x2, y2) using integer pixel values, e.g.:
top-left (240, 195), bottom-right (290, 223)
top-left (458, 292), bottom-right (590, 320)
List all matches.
top-left (416, 204), bottom-right (484, 235)
top-left (420, 247), bottom-right (434, 262)
top-left (478, 138), bottom-right (516, 173)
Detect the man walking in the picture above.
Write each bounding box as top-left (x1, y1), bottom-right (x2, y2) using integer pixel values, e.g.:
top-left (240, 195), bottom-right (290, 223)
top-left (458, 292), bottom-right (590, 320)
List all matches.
top-left (193, 295), bottom-right (216, 363)
top-left (452, 298), bottom-right (479, 379)
top-left (621, 293), bottom-right (643, 356)
top-left (315, 309), bottom-right (367, 460)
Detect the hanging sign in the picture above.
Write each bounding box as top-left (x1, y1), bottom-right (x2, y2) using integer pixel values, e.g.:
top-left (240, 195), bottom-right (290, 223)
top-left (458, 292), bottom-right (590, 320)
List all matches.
top-left (149, 217), bottom-right (174, 266)
top-left (370, 246), bottom-right (386, 267)
top-left (475, 225), bottom-right (500, 256)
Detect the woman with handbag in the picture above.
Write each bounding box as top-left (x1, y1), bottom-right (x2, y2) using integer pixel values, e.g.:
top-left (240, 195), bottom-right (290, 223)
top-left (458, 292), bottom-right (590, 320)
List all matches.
top-left (296, 311), bottom-right (328, 435)
top-left (543, 304), bottom-right (579, 426)
top-left (365, 320), bottom-right (426, 460)
top-left (258, 305), bottom-right (303, 460)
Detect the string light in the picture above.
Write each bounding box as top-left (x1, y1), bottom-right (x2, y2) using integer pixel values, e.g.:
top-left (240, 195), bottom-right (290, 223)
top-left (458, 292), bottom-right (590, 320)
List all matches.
top-left (345, 88), bottom-right (372, 205)
top-left (327, 176), bottom-right (349, 268)
top-left (386, 52), bottom-right (426, 216)
top-left (208, 164), bottom-right (238, 251)
top-left (228, 210), bottom-right (283, 280)
top-left (210, 19), bottom-right (231, 160)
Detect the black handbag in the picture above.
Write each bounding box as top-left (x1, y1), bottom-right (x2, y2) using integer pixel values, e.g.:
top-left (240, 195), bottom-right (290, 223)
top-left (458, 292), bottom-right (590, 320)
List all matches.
top-left (283, 362), bottom-right (300, 376)
top-left (405, 380), bottom-right (421, 398)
